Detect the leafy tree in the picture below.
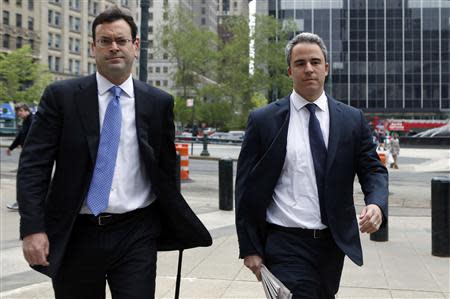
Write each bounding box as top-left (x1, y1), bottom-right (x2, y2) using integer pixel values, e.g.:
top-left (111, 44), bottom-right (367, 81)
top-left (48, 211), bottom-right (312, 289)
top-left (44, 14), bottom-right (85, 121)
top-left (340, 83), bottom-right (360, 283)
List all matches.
top-left (0, 45), bottom-right (52, 104)
top-left (156, 6), bottom-right (219, 99)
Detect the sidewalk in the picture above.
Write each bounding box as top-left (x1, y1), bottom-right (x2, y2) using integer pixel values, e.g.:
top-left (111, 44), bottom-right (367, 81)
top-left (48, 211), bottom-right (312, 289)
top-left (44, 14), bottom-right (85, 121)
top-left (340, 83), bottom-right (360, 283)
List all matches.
top-left (1, 144), bottom-right (449, 298)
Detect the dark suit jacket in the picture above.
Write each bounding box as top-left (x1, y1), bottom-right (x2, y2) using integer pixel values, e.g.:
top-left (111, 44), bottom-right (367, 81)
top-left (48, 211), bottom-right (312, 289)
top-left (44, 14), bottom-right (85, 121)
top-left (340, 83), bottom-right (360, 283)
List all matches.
top-left (17, 75), bottom-right (212, 278)
top-left (9, 113), bottom-right (34, 150)
top-left (235, 95), bottom-right (388, 266)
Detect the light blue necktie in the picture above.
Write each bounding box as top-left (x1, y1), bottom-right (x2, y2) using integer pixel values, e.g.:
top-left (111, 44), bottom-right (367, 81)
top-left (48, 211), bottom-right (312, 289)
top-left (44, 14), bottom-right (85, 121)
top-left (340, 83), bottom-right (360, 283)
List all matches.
top-left (86, 86), bottom-right (122, 216)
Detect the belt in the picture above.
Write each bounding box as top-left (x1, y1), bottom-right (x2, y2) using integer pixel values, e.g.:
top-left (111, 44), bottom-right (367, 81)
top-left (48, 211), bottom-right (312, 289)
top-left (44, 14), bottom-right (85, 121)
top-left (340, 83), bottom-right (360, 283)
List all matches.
top-left (78, 206), bottom-right (150, 226)
top-left (268, 223), bottom-right (331, 239)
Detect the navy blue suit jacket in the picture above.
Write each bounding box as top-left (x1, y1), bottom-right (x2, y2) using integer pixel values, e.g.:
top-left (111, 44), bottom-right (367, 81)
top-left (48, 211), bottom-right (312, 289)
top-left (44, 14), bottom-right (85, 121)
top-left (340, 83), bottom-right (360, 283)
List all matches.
top-left (235, 95), bottom-right (388, 266)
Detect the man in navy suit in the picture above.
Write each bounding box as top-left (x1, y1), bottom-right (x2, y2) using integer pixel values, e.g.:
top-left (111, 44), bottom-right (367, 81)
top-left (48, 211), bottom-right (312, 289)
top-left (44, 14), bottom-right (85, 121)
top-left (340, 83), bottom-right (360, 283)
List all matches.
top-left (17, 7), bottom-right (211, 299)
top-left (235, 32), bottom-right (388, 298)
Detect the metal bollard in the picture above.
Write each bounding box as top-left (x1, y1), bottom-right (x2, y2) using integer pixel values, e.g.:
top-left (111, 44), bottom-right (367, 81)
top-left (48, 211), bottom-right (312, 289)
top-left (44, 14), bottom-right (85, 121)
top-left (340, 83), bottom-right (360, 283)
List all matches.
top-left (219, 158), bottom-right (233, 210)
top-left (432, 176), bottom-right (450, 257)
top-left (175, 152), bottom-right (181, 192)
top-left (200, 134), bottom-right (210, 156)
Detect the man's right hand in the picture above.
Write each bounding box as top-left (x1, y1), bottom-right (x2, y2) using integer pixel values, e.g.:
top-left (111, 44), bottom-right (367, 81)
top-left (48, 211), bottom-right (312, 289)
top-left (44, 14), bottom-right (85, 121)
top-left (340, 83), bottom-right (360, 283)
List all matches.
top-left (244, 254), bottom-right (263, 281)
top-left (22, 233), bottom-right (50, 267)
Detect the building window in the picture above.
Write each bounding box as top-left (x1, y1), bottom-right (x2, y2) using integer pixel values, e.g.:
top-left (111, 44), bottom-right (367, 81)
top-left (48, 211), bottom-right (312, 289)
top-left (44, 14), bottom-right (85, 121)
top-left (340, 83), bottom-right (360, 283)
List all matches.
top-left (163, 12), bottom-right (168, 20)
top-left (3, 34), bottom-right (10, 48)
top-left (28, 38), bottom-right (33, 49)
top-left (155, 80), bottom-right (161, 86)
top-left (88, 62), bottom-right (96, 74)
top-left (69, 59), bottom-right (73, 73)
top-left (3, 11), bottom-right (9, 25)
top-left (121, 0), bottom-right (128, 7)
top-left (16, 36), bottom-right (22, 48)
top-left (55, 56), bottom-right (60, 72)
top-left (155, 66), bottom-right (160, 73)
top-left (16, 0), bottom-right (21, 6)
top-left (163, 80), bottom-right (168, 87)
top-left (28, 16), bottom-right (33, 30)
top-left (201, 18), bottom-right (206, 25)
top-left (16, 13), bottom-right (22, 27)
top-left (48, 11), bottom-right (61, 27)
top-left (88, 20), bottom-right (93, 35)
top-left (201, 7), bottom-right (206, 14)
top-left (54, 34), bottom-right (61, 48)
top-left (28, 0), bottom-right (33, 10)
top-left (163, 53), bottom-right (168, 59)
top-left (149, 12), bottom-right (153, 21)
top-left (149, 40), bottom-right (153, 47)
top-left (48, 33), bottom-right (53, 47)
top-left (74, 60), bottom-right (80, 75)
top-left (48, 56), bottom-right (53, 70)
top-left (149, 26), bottom-right (153, 34)
top-left (70, 0), bottom-right (80, 10)
top-left (69, 38), bottom-right (80, 53)
top-left (69, 16), bottom-right (81, 32)
top-left (149, 53), bottom-right (153, 60)
top-left (149, 66), bottom-right (153, 73)
top-left (163, 66), bottom-right (168, 73)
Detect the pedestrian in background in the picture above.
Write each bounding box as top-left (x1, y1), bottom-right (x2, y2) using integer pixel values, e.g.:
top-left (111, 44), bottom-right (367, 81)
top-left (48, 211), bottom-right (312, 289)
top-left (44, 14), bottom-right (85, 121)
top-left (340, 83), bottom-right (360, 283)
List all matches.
top-left (6, 103), bottom-right (34, 210)
top-left (16, 7), bottom-right (211, 299)
top-left (389, 133), bottom-right (400, 169)
top-left (235, 32), bottom-right (388, 298)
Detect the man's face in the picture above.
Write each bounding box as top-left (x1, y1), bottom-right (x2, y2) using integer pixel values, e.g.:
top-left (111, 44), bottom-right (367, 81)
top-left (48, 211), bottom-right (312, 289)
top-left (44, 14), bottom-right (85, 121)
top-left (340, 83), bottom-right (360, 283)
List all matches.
top-left (92, 19), bottom-right (139, 84)
top-left (16, 108), bottom-right (30, 120)
top-left (287, 42), bottom-right (329, 102)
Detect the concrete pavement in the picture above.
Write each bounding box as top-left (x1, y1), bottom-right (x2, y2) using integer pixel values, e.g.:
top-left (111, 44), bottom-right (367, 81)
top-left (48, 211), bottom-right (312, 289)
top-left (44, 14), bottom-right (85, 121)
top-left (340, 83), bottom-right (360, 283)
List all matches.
top-left (0, 139), bottom-right (449, 298)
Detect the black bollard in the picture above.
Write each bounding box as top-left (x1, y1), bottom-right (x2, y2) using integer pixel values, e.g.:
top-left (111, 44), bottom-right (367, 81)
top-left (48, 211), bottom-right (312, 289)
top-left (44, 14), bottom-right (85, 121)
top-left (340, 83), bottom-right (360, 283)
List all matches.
top-left (432, 176), bottom-right (450, 257)
top-left (175, 152), bottom-right (181, 192)
top-left (219, 158), bottom-right (233, 210)
top-left (370, 201), bottom-right (389, 242)
top-left (200, 134), bottom-right (210, 156)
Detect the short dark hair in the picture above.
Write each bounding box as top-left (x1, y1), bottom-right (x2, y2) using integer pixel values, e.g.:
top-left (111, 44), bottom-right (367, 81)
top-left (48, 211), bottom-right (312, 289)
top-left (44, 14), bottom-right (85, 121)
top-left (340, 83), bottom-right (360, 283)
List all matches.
top-left (15, 103), bottom-right (30, 112)
top-left (92, 6), bottom-right (138, 42)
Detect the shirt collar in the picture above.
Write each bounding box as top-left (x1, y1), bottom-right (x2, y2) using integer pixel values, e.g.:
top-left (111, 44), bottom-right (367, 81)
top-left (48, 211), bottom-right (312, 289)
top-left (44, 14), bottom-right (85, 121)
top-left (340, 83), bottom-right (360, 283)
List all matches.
top-left (96, 72), bottom-right (134, 98)
top-left (290, 89), bottom-right (328, 112)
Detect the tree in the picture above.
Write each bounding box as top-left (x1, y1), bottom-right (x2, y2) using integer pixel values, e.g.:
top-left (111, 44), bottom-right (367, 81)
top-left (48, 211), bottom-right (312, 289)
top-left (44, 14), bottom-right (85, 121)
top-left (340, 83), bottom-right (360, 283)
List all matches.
top-left (0, 45), bottom-right (52, 104)
top-left (156, 6), bottom-right (219, 99)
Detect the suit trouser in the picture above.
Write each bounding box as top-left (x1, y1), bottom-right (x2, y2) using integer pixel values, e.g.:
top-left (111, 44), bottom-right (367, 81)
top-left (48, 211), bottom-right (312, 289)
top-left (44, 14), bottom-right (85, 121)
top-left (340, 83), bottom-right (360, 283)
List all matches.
top-left (52, 205), bottom-right (160, 299)
top-left (264, 225), bottom-right (345, 299)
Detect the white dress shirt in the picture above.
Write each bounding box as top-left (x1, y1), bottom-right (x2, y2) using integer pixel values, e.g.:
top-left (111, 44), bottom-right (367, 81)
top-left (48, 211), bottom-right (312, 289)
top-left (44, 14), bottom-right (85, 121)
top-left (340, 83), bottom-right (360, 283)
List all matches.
top-left (266, 90), bottom-right (329, 229)
top-left (80, 72), bottom-right (153, 214)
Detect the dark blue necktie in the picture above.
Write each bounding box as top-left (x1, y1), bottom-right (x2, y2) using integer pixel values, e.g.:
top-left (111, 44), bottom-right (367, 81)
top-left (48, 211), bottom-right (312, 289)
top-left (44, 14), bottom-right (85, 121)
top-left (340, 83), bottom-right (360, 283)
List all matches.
top-left (86, 86), bottom-right (122, 216)
top-left (305, 103), bottom-right (328, 226)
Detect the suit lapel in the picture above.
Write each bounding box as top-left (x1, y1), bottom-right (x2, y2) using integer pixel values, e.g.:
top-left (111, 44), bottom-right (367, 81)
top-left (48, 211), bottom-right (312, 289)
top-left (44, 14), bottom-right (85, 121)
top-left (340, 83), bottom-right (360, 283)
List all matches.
top-left (258, 96), bottom-right (290, 171)
top-left (133, 79), bottom-right (153, 140)
top-left (326, 96), bottom-right (343, 173)
top-left (75, 75), bottom-right (100, 163)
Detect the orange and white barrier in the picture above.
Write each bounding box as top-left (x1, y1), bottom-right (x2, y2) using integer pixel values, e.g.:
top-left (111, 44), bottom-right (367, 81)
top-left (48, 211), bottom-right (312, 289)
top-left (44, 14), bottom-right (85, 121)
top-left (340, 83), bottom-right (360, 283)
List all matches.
top-left (175, 143), bottom-right (189, 180)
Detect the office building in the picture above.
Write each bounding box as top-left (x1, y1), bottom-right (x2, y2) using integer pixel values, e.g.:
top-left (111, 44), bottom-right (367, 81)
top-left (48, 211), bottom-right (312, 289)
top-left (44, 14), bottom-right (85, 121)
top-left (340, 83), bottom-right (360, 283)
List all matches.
top-left (255, 0), bottom-right (450, 116)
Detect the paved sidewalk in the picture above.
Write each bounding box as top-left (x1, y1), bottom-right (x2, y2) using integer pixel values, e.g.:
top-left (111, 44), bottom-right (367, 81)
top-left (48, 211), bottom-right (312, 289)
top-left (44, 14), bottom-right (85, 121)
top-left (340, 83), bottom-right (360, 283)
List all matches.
top-left (1, 143), bottom-right (449, 298)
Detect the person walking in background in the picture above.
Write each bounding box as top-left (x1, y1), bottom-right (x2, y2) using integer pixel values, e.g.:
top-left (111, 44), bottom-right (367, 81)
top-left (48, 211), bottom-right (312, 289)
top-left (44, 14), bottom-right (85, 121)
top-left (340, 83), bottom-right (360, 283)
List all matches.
top-left (16, 7), bottom-right (211, 299)
top-left (389, 133), bottom-right (400, 169)
top-left (235, 32), bottom-right (388, 298)
top-left (6, 103), bottom-right (34, 210)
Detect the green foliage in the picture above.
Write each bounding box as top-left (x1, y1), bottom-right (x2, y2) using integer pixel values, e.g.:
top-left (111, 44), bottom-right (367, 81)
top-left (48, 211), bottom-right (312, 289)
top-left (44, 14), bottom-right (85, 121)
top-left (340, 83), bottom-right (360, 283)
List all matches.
top-left (0, 45), bottom-right (52, 104)
top-left (158, 9), bottom-right (295, 129)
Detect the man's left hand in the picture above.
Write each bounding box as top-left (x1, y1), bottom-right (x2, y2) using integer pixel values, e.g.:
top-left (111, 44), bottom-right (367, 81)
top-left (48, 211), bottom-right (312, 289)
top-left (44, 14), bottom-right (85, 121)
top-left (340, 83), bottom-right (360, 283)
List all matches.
top-left (359, 204), bottom-right (383, 234)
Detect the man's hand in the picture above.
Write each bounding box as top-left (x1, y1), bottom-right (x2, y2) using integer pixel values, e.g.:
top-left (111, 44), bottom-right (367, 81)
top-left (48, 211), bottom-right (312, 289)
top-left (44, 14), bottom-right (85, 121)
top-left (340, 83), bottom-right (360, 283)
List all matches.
top-left (22, 233), bottom-right (50, 267)
top-left (244, 254), bottom-right (263, 281)
top-left (6, 149), bottom-right (11, 156)
top-left (359, 204), bottom-right (383, 234)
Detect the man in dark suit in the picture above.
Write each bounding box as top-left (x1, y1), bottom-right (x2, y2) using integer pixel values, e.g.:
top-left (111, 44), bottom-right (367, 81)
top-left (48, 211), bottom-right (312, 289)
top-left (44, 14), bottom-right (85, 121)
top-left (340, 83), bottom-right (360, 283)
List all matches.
top-left (235, 32), bottom-right (388, 298)
top-left (6, 103), bottom-right (34, 210)
top-left (17, 8), bottom-right (211, 299)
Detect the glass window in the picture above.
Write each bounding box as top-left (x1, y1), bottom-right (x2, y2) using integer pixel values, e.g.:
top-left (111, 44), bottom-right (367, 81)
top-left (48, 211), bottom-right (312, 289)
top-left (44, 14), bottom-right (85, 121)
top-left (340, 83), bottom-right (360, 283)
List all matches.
top-left (28, 16), bottom-right (33, 30)
top-left (28, 0), bottom-right (33, 9)
top-left (48, 33), bottom-right (53, 47)
top-left (55, 34), bottom-right (61, 48)
top-left (55, 57), bottom-right (60, 71)
top-left (3, 34), bottom-right (10, 48)
top-left (16, 36), bottom-right (22, 48)
top-left (16, 13), bottom-right (22, 27)
top-left (3, 11), bottom-right (9, 25)
top-left (16, 0), bottom-right (21, 6)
